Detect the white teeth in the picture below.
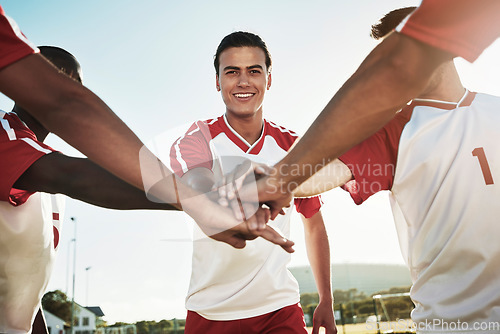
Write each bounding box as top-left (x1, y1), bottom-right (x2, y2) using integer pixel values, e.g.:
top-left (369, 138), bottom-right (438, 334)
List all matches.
top-left (235, 93), bottom-right (253, 98)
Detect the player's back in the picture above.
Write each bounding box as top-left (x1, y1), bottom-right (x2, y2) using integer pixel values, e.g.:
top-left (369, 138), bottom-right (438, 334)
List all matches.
top-left (391, 91), bottom-right (500, 328)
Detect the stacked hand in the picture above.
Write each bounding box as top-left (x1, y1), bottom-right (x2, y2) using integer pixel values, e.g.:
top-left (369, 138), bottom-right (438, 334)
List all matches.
top-left (210, 159), bottom-right (295, 243)
top-left (170, 162), bottom-right (295, 253)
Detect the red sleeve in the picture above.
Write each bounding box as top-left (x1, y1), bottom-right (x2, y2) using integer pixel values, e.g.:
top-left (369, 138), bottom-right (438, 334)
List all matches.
top-left (0, 6), bottom-right (38, 70)
top-left (0, 112), bottom-right (55, 206)
top-left (338, 108), bottom-right (413, 205)
top-left (294, 196), bottom-right (323, 219)
top-left (397, 0), bottom-right (500, 62)
top-left (169, 121), bottom-right (214, 177)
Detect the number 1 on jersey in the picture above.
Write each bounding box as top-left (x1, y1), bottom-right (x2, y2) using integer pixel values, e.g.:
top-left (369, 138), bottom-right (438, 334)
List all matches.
top-left (472, 147), bottom-right (494, 185)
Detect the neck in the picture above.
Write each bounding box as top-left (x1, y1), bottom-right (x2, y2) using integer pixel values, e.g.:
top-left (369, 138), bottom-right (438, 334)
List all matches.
top-left (225, 110), bottom-right (264, 145)
top-left (12, 105), bottom-right (49, 141)
top-left (417, 62), bottom-right (465, 103)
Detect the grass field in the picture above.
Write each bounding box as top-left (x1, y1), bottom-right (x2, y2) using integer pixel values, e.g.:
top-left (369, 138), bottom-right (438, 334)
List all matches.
top-left (307, 320), bottom-right (415, 333)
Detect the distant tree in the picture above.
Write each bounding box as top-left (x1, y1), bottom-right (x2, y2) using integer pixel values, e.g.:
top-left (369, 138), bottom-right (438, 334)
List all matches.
top-left (136, 320), bottom-right (151, 334)
top-left (42, 290), bottom-right (72, 322)
top-left (110, 322), bottom-right (131, 327)
top-left (333, 288), bottom-right (366, 304)
top-left (158, 319), bottom-right (172, 333)
top-left (371, 286), bottom-right (411, 297)
top-left (300, 292), bottom-right (319, 306)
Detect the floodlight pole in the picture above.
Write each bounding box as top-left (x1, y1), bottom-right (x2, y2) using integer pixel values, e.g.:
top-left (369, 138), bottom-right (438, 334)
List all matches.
top-left (70, 217), bottom-right (77, 334)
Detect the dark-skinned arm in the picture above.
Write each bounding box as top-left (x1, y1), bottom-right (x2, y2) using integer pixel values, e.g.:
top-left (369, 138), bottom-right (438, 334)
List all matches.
top-left (13, 152), bottom-right (177, 210)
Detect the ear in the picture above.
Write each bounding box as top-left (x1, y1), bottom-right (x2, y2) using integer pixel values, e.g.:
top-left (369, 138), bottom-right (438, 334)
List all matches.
top-left (267, 73), bottom-right (272, 90)
top-left (216, 75), bottom-right (221, 91)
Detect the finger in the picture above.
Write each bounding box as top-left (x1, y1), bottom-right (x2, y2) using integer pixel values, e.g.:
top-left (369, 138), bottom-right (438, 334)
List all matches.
top-left (245, 213), bottom-right (259, 231)
top-left (242, 201), bottom-right (259, 225)
top-left (230, 199), bottom-right (244, 222)
top-left (217, 196), bottom-right (229, 207)
top-left (213, 232), bottom-right (246, 249)
top-left (263, 207), bottom-right (270, 224)
top-left (259, 226), bottom-right (295, 253)
top-left (311, 325), bottom-right (319, 334)
top-left (270, 207), bottom-right (282, 221)
top-left (253, 207), bottom-right (268, 230)
top-left (226, 171), bottom-right (237, 200)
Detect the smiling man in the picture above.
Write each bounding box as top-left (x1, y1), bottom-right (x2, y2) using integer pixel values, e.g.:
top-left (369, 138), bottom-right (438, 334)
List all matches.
top-left (169, 32), bottom-right (336, 334)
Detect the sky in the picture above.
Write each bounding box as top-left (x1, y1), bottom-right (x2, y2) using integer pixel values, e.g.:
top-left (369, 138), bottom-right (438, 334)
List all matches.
top-left (2, 0), bottom-right (500, 325)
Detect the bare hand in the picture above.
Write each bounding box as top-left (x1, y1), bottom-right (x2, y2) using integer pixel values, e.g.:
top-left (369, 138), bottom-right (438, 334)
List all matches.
top-left (214, 160), bottom-right (289, 226)
top-left (209, 206), bottom-right (295, 253)
top-left (312, 301), bottom-right (337, 334)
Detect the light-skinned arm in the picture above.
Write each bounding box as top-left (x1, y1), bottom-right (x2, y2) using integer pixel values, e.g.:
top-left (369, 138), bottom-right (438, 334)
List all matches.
top-left (259, 33), bottom-right (452, 205)
top-left (302, 211), bottom-right (337, 334)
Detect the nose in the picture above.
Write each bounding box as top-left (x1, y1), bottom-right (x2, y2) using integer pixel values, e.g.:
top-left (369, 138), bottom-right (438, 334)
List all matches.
top-left (237, 72), bottom-right (250, 87)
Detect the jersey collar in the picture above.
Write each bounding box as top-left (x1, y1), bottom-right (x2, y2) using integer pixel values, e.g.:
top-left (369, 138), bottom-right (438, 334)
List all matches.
top-left (222, 114), bottom-right (266, 154)
top-left (411, 89), bottom-right (476, 110)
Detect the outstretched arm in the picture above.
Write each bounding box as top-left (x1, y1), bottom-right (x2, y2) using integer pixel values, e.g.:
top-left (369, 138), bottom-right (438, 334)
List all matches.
top-left (13, 152), bottom-right (176, 210)
top-left (264, 33), bottom-right (452, 197)
top-left (0, 54), bottom-right (152, 192)
top-left (302, 211), bottom-right (337, 334)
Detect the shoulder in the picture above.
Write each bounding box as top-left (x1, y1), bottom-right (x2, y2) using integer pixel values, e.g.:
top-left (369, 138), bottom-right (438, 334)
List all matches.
top-left (264, 120), bottom-right (299, 151)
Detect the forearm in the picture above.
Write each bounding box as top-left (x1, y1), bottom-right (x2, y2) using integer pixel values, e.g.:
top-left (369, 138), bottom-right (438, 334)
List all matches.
top-left (293, 159), bottom-right (352, 197)
top-left (303, 212), bottom-right (333, 303)
top-left (275, 33), bottom-right (451, 189)
top-left (15, 155), bottom-right (177, 210)
top-left (64, 160), bottom-right (177, 210)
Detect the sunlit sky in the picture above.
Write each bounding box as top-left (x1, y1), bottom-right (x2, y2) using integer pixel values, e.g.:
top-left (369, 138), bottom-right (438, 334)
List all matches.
top-left (2, 0), bottom-right (499, 325)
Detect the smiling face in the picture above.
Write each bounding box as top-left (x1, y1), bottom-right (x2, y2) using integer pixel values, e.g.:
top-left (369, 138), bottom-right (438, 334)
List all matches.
top-left (216, 46), bottom-right (271, 119)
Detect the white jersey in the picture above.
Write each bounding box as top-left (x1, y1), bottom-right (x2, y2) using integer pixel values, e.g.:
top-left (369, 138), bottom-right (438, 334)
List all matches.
top-left (170, 115), bottom-right (321, 320)
top-left (339, 90), bottom-right (500, 332)
top-left (0, 110), bottom-right (64, 333)
top-left (0, 194), bottom-right (64, 334)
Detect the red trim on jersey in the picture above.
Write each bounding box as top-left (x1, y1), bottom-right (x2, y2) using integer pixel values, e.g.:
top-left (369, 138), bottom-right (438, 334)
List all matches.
top-left (170, 120), bottom-right (215, 177)
top-left (339, 107), bottom-right (414, 204)
top-left (216, 116), bottom-right (250, 152)
top-left (259, 120), bottom-right (298, 153)
top-left (52, 212), bottom-right (60, 220)
top-left (0, 112), bottom-right (55, 205)
top-left (339, 92), bottom-right (477, 204)
top-left (398, 0), bottom-right (500, 62)
top-left (0, 5), bottom-right (38, 70)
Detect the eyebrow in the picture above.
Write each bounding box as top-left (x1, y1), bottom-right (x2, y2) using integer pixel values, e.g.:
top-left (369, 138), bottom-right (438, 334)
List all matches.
top-left (223, 64), bottom-right (264, 72)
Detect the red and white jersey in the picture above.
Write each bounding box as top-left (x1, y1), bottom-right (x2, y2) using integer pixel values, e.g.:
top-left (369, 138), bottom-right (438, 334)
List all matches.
top-left (170, 115), bottom-right (322, 320)
top-left (0, 5), bottom-right (38, 70)
top-left (396, 0), bottom-right (500, 62)
top-left (339, 90), bottom-right (500, 331)
top-left (0, 110), bottom-right (64, 334)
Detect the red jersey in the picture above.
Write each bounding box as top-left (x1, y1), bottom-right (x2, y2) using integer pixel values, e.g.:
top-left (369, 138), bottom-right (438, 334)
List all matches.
top-left (397, 0), bottom-right (500, 62)
top-left (0, 110), bottom-right (55, 205)
top-left (0, 5), bottom-right (38, 70)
